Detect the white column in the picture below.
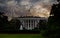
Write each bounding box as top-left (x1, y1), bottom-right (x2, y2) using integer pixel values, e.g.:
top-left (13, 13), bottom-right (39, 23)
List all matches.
top-left (23, 20), bottom-right (24, 27)
top-left (35, 20), bottom-right (37, 27)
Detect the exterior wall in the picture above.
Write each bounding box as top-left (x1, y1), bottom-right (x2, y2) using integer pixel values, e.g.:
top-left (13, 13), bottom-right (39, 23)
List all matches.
top-left (16, 17), bottom-right (47, 30)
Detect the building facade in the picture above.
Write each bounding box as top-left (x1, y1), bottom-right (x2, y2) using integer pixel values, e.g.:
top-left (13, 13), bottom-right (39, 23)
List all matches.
top-left (16, 16), bottom-right (47, 30)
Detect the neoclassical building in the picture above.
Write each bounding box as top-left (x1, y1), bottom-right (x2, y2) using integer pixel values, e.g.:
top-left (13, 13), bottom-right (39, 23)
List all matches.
top-left (14, 16), bottom-right (47, 30)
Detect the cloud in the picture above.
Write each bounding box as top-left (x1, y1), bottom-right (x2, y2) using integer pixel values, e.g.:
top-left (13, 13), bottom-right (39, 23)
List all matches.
top-left (0, 0), bottom-right (58, 20)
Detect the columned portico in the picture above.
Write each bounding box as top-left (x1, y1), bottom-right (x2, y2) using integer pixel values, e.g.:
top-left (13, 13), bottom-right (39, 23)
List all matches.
top-left (17, 16), bottom-right (46, 30)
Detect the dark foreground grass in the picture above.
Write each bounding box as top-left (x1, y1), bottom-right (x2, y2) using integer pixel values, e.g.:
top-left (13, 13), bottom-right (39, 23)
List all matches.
top-left (0, 34), bottom-right (43, 38)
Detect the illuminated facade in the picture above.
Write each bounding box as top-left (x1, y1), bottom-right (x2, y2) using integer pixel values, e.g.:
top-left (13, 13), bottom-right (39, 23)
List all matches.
top-left (17, 16), bottom-right (47, 30)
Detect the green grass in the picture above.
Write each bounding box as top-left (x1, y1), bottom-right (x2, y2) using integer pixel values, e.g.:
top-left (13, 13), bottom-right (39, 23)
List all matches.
top-left (0, 34), bottom-right (43, 38)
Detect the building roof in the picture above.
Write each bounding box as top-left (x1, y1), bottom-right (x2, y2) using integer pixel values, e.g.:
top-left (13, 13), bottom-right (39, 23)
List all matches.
top-left (19, 16), bottom-right (41, 18)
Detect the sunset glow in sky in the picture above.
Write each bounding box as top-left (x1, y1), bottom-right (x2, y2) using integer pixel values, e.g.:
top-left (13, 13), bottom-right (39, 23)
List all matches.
top-left (0, 0), bottom-right (58, 20)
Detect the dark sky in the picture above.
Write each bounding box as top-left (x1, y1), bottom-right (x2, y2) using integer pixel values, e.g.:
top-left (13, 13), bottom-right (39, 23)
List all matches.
top-left (0, 0), bottom-right (58, 21)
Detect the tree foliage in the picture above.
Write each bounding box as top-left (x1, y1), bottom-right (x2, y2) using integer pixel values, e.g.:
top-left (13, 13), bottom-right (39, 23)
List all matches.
top-left (0, 12), bottom-right (8, 31)
top-left (43, 0), bottom-right (60, 38)
top-left (0, 12), bottom-right (22, 32)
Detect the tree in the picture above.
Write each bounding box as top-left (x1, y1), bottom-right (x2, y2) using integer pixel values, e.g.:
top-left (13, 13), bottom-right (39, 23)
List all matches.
top-left (0, 12), bottom-right (8, 32)
top-left (8, 19), bottom-right (22, 31)
top-left (38, 20), bottom-right (47, 30)
top-left (43, 0), bottom-right (60, 38)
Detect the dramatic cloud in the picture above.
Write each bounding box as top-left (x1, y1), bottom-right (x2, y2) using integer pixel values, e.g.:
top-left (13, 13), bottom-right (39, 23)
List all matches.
top-left (0, 0), bottom-right (58, 20)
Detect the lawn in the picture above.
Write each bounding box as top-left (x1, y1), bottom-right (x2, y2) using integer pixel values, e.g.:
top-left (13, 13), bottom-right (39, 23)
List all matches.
top-left (0, 34), bottom-right (43, 38)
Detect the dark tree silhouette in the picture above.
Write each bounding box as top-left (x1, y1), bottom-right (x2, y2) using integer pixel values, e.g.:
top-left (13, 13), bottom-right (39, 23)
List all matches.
top-left (8, 19), bottom-right (22, 31)
top-left (43, 0), bottom-right (60, 38)
top-left (0, 12), bottom-right (8, 32)
top-left (38, 20), bottom-right (47, 30)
